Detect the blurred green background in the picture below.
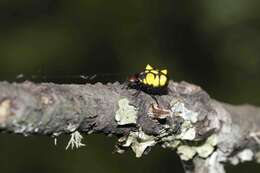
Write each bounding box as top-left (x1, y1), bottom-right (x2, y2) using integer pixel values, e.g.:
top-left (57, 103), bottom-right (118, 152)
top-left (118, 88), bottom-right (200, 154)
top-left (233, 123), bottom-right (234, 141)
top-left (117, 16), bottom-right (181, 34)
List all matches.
top-left (1, 0), bottom-right (260, 173)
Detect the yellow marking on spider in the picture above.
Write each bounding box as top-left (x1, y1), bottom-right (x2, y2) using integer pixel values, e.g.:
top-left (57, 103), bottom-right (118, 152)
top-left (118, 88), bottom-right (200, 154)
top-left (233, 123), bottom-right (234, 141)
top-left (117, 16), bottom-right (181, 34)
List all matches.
top-left (161, 69), bottom-right (167, 75)
top-left (145, 64), bottom-right (153, 70)
top-left (159, 75), bottom-right (167, 86)
top-left (146, 73), bottom-right (155, 85)
top-left (153, 75), bottom-right (160, 87)
top-left (150, 70), bottom-right (159, 74)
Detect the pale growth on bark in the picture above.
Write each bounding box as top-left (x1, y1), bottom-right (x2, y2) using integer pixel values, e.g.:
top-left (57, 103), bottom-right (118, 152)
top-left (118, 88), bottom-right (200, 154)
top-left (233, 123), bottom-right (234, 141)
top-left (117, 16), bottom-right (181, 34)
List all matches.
top-left (255, 151), bottom-right (260, 163)
top-left (115, 98), bottom-right (138, 125)
top-left (205, 151), bottom-right (226, 173)
top-left (0, 99), bottom-right (11, 124)
top-left (67, 123), bottom-right (78, 132)
top-left (1, 81), bottom-right (260, 173)
top-left (161, 136), bottom-right (180, 149)
top-left (229, 149), bottom-right (253, 165)
top-left (118, 129), bottom-right (157, 158)
top-left (196, 143), bottom-right (215, 158)
top-left (176, 126), bottom-right (196, 141)
top-left (195, 134), bottom-right (218, 158)
top-left (176, 134), bottom-right (218, 161)
top-left (66, 131), bottom-right (86, 150)
top-left (54, 138), bottom-right (57, 146)
top-left (171, 101), bottom-right (198, 123)
top-left (177, 145), bottom-right (197, 161)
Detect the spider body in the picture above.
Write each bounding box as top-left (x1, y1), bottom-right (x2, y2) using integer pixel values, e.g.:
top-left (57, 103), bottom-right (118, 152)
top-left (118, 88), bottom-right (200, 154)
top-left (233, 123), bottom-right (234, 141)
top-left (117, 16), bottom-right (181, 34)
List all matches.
top-left (127, 64), bottom-right (169, 95)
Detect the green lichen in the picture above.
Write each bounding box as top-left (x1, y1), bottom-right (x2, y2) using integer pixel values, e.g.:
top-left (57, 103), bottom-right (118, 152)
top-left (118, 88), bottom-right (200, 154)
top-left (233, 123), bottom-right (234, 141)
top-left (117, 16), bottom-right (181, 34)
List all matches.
top-left (162, 139), bottom-right (181, 149)
top-left (119, 130), bottom-right (157, 158)
top-left (168, 99), bottom-right (218, 160)
top-left (207, 134), bottom-right (218, 146)
top-left (255, 151), bottom-right (260, 163)
top-left (115, 98), bottom-right (138, 125)
top-left (195, 143), bottom-right (214, 158)
top-left (195, 134), bottom-right (218, 158)
top-left (175, 121), bottom-right (196, 141)
top-left (177, 145), bottom-right (196, 161)
top-left (176, 134), bottom-right (218, 161)
top-left (114, 98), bottom-right (218, 161)
top-left (176, 127), bottom-right (196, 141)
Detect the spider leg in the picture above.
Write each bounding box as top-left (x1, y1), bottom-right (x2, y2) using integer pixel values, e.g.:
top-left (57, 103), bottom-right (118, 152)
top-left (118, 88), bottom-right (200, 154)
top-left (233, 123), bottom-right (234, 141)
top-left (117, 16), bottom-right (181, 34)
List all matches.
top-left (133, 89), bottom-right (141, 97)
top-left (151, 95), bottom-right (160, 106)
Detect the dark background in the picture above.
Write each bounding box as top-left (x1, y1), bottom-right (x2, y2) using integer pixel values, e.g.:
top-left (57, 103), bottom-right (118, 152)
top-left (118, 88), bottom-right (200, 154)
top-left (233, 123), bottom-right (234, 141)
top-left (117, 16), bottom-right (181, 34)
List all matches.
top-left (1, 0), bottom-right (260, 173)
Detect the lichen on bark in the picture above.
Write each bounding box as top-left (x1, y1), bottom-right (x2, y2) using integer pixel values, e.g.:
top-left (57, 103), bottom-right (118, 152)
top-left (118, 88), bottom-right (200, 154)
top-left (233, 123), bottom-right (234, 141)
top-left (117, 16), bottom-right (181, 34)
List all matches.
top-left (1, 80), bottom-right (260, 173)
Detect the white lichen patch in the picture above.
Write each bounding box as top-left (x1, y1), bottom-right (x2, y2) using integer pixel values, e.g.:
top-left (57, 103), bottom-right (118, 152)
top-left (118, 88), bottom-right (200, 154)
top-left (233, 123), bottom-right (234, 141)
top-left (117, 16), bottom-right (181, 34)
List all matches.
top-left (54, 137), bottom-right (58, 146)
top-left (52, 132), bottom-right (61, 146)
top-left (171, 101), bottom-right (198, 123)
top-left (14, 125), bottom-right (27, 134)
top-left (0, 99), bottom-right (11, 123)
top-left (207, 134), bottom-right (218, 146)
top-left (175, 121), bottom-right (196, 141)
top-left (176, 134), bottom-right (218, 161)
top-left (194, 134), bottom-right (218, 158)
top-left (195, 143), bottom-right (215, 158)
top-left (177, 127), bottom-right (196, 141)
top-left (115, 98), bottom-right (138, 125)
top-left (230, 149), bottom-right (254, 165)
top-left (119, 130), bottom-right (157, 158)
top-left (67, 123), bottom-right (78, 132)
top-left (162, 139), bottom-right (181, 149)
top-left (66, 131), bottom-right (86, 150)
top-left (206, 151), bottom-right (226, 173)
top-left (177, 145), bottom-right (196, 161)
top-left (255, 151), bottom-right (260, 163)
top-left (237, 149), bottom-right (254, 162)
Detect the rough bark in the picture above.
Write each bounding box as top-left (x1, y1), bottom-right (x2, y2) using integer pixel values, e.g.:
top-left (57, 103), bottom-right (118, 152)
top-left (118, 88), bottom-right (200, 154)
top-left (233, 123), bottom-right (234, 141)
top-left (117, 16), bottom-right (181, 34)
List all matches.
top-left (0, 80), bottom-right (260, 173)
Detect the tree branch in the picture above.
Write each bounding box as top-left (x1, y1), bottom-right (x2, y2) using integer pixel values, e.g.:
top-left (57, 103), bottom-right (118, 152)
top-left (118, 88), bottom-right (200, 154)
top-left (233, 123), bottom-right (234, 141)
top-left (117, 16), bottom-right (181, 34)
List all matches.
top-left (0, 80), bottom-right (260, 173)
